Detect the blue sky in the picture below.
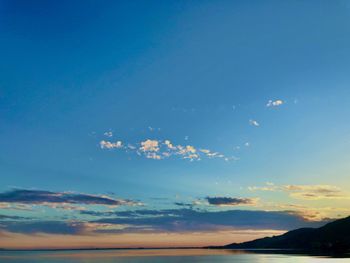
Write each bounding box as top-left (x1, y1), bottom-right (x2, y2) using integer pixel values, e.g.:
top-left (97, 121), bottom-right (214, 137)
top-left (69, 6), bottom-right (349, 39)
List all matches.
top-left (1, 0), bottom-right (350, 248)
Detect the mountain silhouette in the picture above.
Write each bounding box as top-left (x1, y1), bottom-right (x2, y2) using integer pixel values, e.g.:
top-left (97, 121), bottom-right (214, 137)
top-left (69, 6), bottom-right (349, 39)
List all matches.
top-left (219, 216), bottom-right (350, 251)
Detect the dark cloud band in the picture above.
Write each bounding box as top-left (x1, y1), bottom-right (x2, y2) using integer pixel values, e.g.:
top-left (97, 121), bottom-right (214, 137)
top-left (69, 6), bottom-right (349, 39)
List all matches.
top-left (206, 197), bottom-right (256, 206)
top-left (0, 189), bottom-right (139, 206)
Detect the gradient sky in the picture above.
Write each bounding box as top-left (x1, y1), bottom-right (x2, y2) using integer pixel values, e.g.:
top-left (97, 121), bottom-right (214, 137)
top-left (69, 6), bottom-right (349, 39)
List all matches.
top-left (1, 0), bottom-right (350, 249)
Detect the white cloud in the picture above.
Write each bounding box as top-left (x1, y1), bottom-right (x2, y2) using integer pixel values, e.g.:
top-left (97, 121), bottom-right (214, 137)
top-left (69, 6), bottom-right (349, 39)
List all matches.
top-left (199, 149), bottom-right (210, 154)
top-left (164, 140), bottom-right (176, 150)
top-left (145, 152), bottom-right (162, 160)
top-left (266, 99), bottom-right (284, 107)
top-left (127, 144), bottom-right (136, 150)
top-left (249, 119), bottom-right (260, 127)
top-left (185, 145), bottom-right (196, 153)
top-left (100, 140), bottom-right (123, 149)
top-left (176, 145), bottom-right (200, 160)
top-left (140, 139), bottom-right (160, 152)
top-left (103, 131), bottom-right (113, 137)
top-left (100, 138), bottom-right (232, 162)
top-left (183, 154), bottom-right (200, 161)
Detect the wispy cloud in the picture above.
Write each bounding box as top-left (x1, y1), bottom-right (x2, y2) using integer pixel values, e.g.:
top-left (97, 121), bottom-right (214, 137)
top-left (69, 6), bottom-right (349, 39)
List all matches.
top-left (259, 201), bottom-right (350, 221)
top-left (100, 138), bottom-right (235, 162)
top-left (248, 183), bottom-right (348, 200)
top-left (148, 126), bottom-right (161, 132)
top-left (103, 131), bottom-right (113, 137)
top-left (266, 99), bottom-right (284, 107)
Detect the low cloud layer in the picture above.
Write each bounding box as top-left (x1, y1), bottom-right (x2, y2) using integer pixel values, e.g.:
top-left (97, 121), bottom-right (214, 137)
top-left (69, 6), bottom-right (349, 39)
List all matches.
top-left (0, 189), bottom-right (140, 207)
top-left (90, 208), bottom-right (328, 233)
top-left (0, 188), bottom-right (336, 237)
top-left (1, 221), bottom-right (87, 235)
top-left (0, 208), bottom-right (329, 236)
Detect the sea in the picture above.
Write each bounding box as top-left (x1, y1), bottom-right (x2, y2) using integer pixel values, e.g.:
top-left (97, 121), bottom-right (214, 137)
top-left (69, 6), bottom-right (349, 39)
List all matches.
top-left (0, 249), bottom-right (349, 262)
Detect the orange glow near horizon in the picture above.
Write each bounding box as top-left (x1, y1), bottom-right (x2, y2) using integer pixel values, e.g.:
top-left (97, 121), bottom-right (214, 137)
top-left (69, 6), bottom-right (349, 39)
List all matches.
top-left (0, 229), bottom-right (285, 250)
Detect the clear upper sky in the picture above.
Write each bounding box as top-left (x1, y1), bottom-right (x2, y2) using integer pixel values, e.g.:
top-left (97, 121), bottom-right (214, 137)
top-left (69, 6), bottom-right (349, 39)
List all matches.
top-left (1, 0), bottom-right (350, 249)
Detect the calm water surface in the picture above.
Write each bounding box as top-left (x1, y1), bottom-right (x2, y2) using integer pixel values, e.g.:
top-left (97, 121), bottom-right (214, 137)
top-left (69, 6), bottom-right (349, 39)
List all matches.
top-left (0, 249), bottom-right (349, 262)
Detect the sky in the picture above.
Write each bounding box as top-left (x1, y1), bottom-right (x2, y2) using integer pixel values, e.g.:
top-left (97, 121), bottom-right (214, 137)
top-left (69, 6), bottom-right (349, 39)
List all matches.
top-left (1, 0), bottom-right (350, 249)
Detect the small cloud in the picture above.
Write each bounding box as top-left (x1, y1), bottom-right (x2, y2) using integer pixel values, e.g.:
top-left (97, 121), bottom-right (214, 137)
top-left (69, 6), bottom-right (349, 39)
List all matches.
top-left (162, 152), bottom-right (171, 157)
top-left (148, 126), bottom-right (161, 132)
top-left (266, 99), bottom-right (284, 107)
top-left (127, 144), bottom-right (136, 150)
top-left (164, 140), bottom-right (176, 150)
top-left (174, 202), bottom-right (193, 207)
top-left (199, 149), bottom-right (210, 154)
top-left (184, 145), bottom-right (196, 154)
top-left (206, 197), bottom-right (257, 206)
top-left (249, 119), bottom-right (259, 127)
top-left (183, 154), bottom-right (200, 161)
top-left (206, 152), bottom-right (220, 157)
top-left (139, 139), bottom-right (160, 152)
top-left (192, 200), bottom-right (203, 206)
top-left (224, 156), bottom-right (240, 162)
top-left (103, 131), bottom-right (113, 137)
top-left (145, 152), bottom-right (162, 160)
top-left (100, 140), bottom-right (122, 149)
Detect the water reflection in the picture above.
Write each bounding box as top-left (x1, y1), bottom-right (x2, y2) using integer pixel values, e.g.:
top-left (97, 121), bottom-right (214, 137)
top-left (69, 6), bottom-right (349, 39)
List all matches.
top-left (0, 249), bottom-right (349, 262)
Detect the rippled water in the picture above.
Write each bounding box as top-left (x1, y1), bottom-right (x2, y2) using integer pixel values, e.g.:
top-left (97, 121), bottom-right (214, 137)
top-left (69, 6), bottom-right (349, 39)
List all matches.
top-left (0, 249), bottom-right (349, 262)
